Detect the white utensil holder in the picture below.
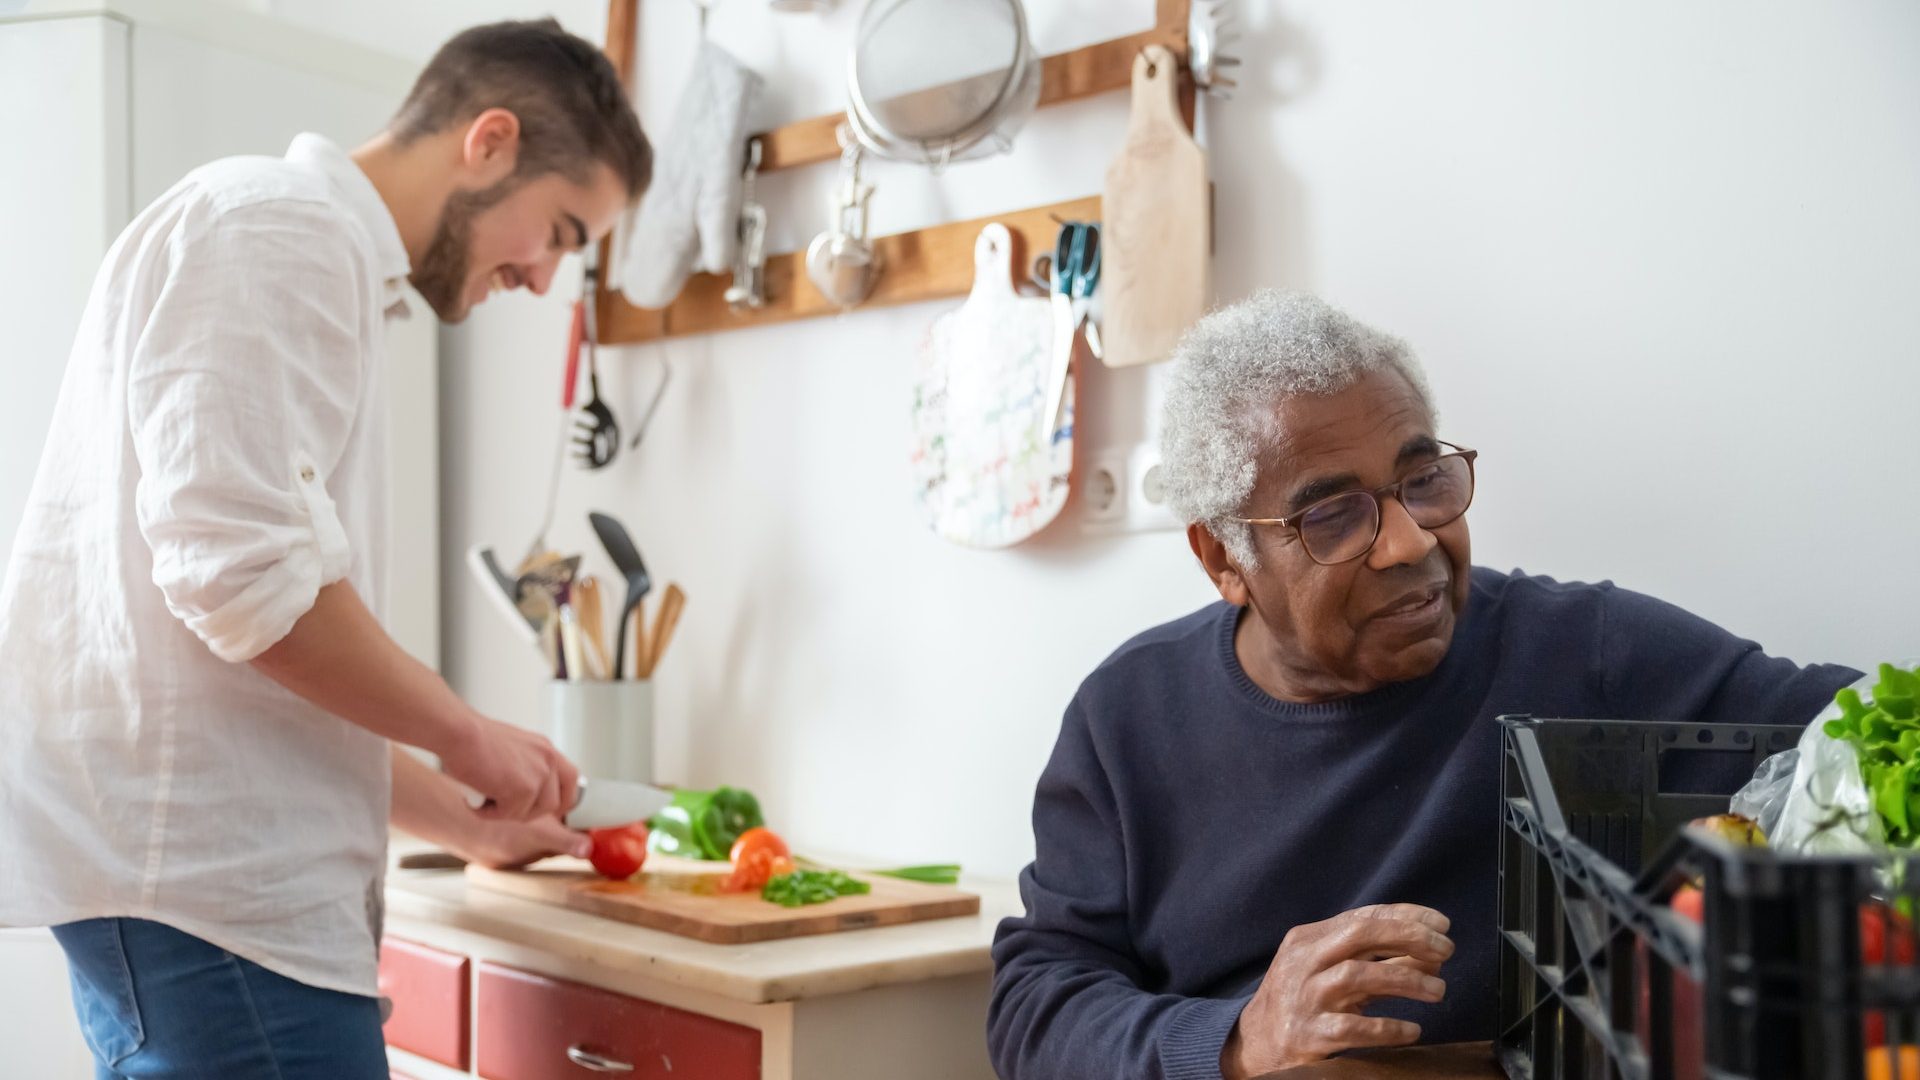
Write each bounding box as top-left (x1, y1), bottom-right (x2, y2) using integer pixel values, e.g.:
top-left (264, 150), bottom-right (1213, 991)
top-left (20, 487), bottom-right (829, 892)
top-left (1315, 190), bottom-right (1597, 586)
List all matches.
top-left (544, 680), bottom-right (654, 783)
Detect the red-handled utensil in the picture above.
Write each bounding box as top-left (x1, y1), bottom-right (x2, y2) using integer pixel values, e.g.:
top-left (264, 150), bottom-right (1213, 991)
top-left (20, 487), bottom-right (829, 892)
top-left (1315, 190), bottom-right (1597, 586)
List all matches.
top-left (561, 299), bottom-right (585, 410)
top-left (521, 301), bottom-right (588, 569)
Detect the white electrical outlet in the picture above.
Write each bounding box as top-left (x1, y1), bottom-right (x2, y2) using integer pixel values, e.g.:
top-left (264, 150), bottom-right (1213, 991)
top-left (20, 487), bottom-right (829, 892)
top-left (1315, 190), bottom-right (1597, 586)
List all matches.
top-left (1079, 444), bottom-right (1182, 535)
top-left (1125, 444), bottom-right (1183, 533)
top-left (1080, 450), bottom-right (1129, 532)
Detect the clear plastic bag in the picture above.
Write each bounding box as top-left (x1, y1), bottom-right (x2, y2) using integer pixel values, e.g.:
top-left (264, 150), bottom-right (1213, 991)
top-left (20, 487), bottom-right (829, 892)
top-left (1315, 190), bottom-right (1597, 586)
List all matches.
top-left (1730, 746), bottom-right (1799, 840)
top-left (1734, 669), bottom-right (1890, 856)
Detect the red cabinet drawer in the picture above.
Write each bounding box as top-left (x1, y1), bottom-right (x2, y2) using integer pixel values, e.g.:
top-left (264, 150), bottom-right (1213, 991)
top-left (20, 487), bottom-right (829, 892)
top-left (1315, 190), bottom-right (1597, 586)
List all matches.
top-left (475, 962), bottom-right (759, 1080)
top-left (378, 936), bottom-right (470, 1069)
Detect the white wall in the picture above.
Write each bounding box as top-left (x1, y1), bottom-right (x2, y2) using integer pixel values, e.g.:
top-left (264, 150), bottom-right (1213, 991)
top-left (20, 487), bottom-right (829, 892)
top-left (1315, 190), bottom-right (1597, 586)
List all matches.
top-left (283, 1), bottom-right (1920, 881)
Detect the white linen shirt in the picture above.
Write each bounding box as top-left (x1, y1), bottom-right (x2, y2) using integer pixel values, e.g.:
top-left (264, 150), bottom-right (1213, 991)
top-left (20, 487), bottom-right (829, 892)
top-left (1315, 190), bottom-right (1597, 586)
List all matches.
top-left (0, 134), bottom-right (411, 997)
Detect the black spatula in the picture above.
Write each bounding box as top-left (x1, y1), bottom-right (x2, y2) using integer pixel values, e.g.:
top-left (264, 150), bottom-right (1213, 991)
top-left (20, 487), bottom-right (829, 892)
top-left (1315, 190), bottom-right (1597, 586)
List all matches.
top-left (589, 510), bottom-right (651, 679)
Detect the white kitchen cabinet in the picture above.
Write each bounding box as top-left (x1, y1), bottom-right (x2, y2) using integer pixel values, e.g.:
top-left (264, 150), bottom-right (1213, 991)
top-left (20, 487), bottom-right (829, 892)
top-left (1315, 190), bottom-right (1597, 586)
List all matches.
top-left (0, 4), bottom-right (437, 1072)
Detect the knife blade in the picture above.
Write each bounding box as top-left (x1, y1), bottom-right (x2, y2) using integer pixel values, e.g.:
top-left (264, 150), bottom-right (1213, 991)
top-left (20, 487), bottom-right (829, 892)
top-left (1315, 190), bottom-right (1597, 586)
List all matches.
top-left (460, 776), bottom-right (675, 830)
top-left (566, 776), bottom-right (675, 829)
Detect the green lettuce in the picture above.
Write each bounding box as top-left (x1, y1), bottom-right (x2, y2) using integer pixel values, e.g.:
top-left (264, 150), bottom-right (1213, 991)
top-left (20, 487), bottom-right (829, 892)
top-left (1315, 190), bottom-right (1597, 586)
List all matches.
top-left (1823, 663), bottom-right (1920, 845)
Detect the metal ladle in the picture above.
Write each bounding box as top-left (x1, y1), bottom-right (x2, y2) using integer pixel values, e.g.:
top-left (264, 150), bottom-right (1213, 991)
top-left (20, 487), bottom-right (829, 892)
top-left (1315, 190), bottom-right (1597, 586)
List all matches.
top-left (805, 126), bottom-right (883, 308)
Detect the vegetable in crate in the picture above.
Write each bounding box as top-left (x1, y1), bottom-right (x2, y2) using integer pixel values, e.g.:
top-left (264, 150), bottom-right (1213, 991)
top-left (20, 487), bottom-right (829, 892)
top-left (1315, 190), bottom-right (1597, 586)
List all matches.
top-left (1660, 810), bottom-right (1918, 1053)
top-left (647, 785), bottom-right (764, 860)
top-left (1668, 815), bottom-right (1768, 920)
top-left (1870, 1045), bottom-right (1920, 1080)
top-left (1636, 814), bottom-right (1765, 1080)
top-left (1748, 660), bottom-right (1920, 856)
top-left (1668, 891), bottom-right (1918, 1050)
top-left (1823, 663), bottom-right (1920, 845)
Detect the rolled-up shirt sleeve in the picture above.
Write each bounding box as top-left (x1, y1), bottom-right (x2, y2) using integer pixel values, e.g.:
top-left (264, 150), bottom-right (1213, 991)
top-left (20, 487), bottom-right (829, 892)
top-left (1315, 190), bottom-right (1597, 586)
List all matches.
top-left (129, 199), bottom-right (367, 662)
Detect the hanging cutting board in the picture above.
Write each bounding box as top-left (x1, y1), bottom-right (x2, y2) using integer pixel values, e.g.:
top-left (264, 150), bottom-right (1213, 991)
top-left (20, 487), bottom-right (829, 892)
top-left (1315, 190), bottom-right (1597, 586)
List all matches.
top-left (465, 857), bottom-right (979, 945)
top-left (910, 222), bottom-right (1074, 547)
top-left (1100, 44), bottom-right (1211, 368)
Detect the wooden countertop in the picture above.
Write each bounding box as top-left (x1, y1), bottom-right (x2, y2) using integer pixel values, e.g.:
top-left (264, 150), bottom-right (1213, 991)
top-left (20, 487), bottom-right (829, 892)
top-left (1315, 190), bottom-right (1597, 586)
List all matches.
top-left (383, 847), bottom-right (1505, 1077)
top-left (384, 849), bottom-right (1025, 1005)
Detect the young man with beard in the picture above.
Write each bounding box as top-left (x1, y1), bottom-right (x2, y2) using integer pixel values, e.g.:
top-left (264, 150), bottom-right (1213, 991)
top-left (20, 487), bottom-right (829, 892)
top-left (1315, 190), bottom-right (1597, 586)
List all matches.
top-left (0, 20), bottom-right (650, 1078)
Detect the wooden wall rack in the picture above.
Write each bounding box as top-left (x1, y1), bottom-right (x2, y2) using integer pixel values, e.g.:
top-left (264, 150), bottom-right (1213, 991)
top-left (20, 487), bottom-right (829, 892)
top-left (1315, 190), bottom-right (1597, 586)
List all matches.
top-left (595, 0), bottom-right (1195, 344)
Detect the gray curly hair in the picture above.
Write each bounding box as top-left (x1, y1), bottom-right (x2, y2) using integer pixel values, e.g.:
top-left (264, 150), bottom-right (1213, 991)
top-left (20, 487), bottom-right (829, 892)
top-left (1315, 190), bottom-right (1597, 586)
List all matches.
top-left (1160, 290), bottom-right (1435, 570)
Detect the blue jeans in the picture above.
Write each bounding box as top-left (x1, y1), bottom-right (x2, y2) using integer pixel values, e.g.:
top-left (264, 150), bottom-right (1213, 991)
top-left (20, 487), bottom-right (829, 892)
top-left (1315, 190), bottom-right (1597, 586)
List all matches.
top-left (51, 917), bottom-right (388, 1080)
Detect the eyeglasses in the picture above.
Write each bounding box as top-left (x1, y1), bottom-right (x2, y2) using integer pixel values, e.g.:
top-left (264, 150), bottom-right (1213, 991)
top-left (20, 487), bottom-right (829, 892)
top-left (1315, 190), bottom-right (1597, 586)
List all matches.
top-left (1230, 443), bottom-right (1479, 566)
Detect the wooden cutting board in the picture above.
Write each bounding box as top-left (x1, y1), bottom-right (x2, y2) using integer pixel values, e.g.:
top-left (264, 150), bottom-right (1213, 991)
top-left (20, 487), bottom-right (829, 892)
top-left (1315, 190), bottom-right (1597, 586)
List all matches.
top-left (910, 222), bottom-right (1073, 547)
top-left (465, 857), bottom-right (980, 945)
top-left (1100, 44), bottom-right (1211, 368)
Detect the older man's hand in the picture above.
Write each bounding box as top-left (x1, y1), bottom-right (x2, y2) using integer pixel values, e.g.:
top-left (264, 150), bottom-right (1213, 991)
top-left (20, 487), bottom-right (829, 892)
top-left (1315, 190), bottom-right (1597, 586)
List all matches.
top-left (1220, 904), bottom-right (1455, 1079)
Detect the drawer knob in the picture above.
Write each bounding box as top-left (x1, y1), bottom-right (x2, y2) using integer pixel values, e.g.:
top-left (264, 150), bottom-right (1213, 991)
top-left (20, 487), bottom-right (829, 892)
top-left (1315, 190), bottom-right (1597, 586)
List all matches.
top-left (566, 1044), bottom-right (636, 1073)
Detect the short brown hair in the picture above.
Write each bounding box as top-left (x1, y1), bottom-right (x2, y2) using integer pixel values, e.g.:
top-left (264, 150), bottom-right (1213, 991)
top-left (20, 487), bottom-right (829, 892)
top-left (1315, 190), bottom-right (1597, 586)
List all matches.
top-left (392, 19), bottom-right (651, 199)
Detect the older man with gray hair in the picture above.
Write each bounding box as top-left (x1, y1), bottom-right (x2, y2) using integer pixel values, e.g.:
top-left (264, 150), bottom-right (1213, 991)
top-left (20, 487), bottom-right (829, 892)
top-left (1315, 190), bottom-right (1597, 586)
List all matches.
top-left (987, 291), bottom-right (1856, 1079)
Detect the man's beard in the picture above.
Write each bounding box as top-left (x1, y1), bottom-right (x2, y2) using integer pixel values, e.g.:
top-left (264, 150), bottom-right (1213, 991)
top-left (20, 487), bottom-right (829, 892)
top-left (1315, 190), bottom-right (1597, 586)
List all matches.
top-left (410, 180), bottom-right (517, 323)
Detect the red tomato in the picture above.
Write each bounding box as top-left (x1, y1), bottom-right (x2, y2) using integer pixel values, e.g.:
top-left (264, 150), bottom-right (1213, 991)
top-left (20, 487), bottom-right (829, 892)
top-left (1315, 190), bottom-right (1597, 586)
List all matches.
top-left (1670, 887), bottom-right (1916, 1049)
top-left (1862, 902), bottom-right (1916, 1048)
top-left (588, 822), bottom-right (649, 880)
top-left (1672, 884), bottom-right (1705, 924)
top-left (721, 828), bottom-right (792, 893)
top-left (1861, 902), bottom-right (1916, 965)
top-left (1655, 884), bottom-right (1707, 1080)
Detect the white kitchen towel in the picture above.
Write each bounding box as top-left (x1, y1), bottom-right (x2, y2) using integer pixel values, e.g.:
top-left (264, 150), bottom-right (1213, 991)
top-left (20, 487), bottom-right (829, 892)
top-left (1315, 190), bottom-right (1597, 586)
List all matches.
top-left (618, 41), bottom-right (764, 307)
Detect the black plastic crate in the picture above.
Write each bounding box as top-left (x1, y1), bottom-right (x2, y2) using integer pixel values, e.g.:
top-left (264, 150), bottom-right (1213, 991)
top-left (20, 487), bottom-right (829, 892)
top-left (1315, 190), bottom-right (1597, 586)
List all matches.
top-left (1497, 715), bottom-right (1920, 1080)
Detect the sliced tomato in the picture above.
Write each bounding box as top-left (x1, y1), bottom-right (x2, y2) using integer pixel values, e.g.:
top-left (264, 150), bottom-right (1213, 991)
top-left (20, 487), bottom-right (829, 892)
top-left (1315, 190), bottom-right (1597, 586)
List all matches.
top-left (588, 822), bottom-right (649, 880)
top-left (730, 827), bottom-right (790, 864)
top-left (720, 828), bottom-right (792, 893)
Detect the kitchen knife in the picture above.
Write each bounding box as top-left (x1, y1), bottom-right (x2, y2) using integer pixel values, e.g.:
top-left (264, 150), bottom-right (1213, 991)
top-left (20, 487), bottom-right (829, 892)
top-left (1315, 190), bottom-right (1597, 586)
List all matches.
top-left (461, 776), bottom-right (675, 831)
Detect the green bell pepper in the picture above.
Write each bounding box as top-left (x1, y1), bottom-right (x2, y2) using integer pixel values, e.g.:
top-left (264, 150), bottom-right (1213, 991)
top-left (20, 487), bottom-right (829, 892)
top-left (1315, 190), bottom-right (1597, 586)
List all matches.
top-left (647, 786), bottom-right (765, 861)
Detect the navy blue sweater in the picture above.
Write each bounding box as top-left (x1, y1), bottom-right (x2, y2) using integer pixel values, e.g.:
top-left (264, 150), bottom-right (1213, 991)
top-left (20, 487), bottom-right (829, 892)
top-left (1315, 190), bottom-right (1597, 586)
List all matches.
top-left (988, 568), bottom-right (1858, 1080)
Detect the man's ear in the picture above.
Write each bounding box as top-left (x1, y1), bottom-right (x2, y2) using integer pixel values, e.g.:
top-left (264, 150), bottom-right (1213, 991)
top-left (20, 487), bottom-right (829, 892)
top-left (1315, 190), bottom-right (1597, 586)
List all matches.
top-left (1188, 523), bottom-right (1251, 607)
top-left (459, 108), bottom-right (521, 189)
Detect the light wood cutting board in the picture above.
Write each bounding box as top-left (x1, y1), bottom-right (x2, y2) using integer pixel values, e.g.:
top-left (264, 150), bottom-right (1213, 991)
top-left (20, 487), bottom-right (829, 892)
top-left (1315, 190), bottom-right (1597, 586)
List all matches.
top-left (1100, 44), bottom-right (1211, 368)
top-left (465, 856), bottom-right (980, 945)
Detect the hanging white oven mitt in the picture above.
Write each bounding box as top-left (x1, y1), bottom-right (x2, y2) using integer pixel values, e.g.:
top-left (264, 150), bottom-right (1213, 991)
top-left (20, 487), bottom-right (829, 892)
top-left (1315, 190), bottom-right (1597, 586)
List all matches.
top-left (618, 41), bottom-right (764, 307)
